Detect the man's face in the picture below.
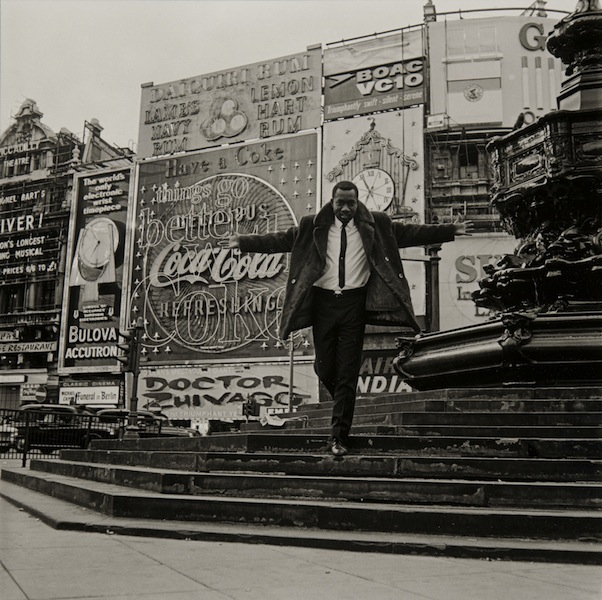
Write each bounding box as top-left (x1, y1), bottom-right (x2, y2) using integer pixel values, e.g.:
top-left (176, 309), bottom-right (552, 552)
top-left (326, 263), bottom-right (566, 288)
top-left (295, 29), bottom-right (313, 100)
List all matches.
top-left (332, 188), bottom-right (358, 224)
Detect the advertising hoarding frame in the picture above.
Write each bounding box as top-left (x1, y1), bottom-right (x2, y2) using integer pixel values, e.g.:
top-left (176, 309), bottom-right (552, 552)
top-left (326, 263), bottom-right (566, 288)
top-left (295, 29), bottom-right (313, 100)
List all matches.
top-left (137, 47), bottom-right (322, 160)
top-left (321, 108), bottom-right (427, 315)
top-left (58, 166), bottom-right (135, 375)
top-left (129, 130), bottom-right (321, 367)
top-left (0, 181), bottom-right (63, 284)
top-left (136, 360), bottom-right (318, 423)
top-left (323, 28), bottom-right (425, 120)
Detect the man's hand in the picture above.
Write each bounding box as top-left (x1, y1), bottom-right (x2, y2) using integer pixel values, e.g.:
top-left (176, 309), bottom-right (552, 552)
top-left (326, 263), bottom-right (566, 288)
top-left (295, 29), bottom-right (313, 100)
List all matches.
top-left (227, 234), bottom-right (240, 248)
top-left (454, 220), bottom-right (474, 236)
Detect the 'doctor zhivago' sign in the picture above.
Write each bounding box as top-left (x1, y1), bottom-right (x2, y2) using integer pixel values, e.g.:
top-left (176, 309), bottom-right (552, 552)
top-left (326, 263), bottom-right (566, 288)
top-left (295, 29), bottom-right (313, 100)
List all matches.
top-left (131, 132), bottom-right (318, 363)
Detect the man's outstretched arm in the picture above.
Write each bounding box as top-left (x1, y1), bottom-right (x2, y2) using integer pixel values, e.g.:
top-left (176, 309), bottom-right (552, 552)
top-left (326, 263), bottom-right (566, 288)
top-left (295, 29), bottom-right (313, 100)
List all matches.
top-left (227, 227), bottom-right (298, 253)
top-left (391, 219), bottom-right (474, 248)
top-left (453, 220), bottom-right (474, 236)
top-left (228, 234), bottom-right (241, 248)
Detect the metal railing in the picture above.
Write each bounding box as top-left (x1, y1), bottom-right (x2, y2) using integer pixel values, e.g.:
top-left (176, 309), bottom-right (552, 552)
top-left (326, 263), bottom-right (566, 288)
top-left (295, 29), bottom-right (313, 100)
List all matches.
top-left (0, 406), bottom-right (202, 466)
top-left (0, 407), bottom-right (128, 466)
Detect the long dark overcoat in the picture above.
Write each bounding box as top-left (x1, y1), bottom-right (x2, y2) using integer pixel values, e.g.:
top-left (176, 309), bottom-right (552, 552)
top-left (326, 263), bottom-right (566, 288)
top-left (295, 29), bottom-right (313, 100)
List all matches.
top-left (238, 201), bottom-right (456, 339)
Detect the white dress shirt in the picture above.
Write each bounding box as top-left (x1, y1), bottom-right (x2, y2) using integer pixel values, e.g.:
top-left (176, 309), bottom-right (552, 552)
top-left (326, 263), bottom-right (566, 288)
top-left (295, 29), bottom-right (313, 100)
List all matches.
top-left (314, 218), bottom-right (370, 291)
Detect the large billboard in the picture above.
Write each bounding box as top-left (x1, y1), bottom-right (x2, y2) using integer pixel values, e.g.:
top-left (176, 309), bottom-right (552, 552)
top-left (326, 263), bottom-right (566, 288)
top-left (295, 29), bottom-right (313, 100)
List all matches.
top-left (137, 47), bottom-right (322, 159)
top-left (438, 234), bottom-right (517, 330)
top-left (324, 29), bottom-right (424, 120)
top-left (0, 183), bottom-right (61, 282)
top-left (130, 132), bottom-right (319, 365)
top-left (322, 109), bottom-right (426, 314)
top-left (138, 361), bottom-right (318, 423)
top-left (59, 167), bottom-right (134, 374)
top-left (427, 17), bottom-right (562, 128)
top-left (59, 379), bottom-right (124, 406)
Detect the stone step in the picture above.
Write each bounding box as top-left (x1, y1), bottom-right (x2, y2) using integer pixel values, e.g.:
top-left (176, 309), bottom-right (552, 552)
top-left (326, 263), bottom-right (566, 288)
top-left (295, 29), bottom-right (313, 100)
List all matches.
top-left (294, 398), bottom-right (602, 420)
top-left (287, 412), bottom-right (602, 432)
top-left (60, 449), bottom-right (602, 483)
top-left (29, 459), bottom-right (602, 510)
top-left (304, 404), bottom-right (602, 431)
top-left (2, 467), bottom-right (600, 542)
top-left (434, 387), bottom-right (602, 400)
top-left (362, 387), bottom-right (602, 402)
top-left (443, 399), bottom-right (602, 413)
top-left (89, 432), bottom-right (602, 459)
top-left (282, 406), bottom-right (602, 431)
top-left (399, 412), bottom-right (602, 426)
top-left (244, 419), bottom-right (602, 440)
top-left (1, 478), bottom-right (599, 565)
top-left (299, 387), bottom-right (602, 414)
top-left (396, 425), bottom-right (602, 438)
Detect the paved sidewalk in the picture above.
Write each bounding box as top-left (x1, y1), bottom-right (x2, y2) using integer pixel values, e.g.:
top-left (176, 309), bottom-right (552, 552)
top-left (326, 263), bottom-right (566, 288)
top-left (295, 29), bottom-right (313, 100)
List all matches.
top-left (1, 462), bottom-right (601, 600)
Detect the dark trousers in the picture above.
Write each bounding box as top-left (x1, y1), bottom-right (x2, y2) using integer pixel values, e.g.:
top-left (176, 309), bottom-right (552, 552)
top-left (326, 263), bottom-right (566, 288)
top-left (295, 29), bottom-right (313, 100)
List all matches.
top-left (311, 287), bottom-right (366, 444)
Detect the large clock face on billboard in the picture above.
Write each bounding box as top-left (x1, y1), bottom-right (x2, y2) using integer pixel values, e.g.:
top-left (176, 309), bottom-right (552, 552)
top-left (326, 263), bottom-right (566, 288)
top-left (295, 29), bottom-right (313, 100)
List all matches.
top-left (352, 168), bottom-right (395, 211)
top-left (130, 133), bottom-right (318, 364)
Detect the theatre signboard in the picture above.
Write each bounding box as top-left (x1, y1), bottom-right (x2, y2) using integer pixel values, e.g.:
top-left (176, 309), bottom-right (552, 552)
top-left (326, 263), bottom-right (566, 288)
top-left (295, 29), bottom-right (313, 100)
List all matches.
top-left (0, 184), bottom-right (61, 283)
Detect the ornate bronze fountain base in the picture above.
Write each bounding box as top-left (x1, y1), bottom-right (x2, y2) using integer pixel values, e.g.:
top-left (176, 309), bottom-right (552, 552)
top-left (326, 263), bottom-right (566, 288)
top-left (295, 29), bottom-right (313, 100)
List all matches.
top-left (394, 306), bottom-right (602, 391)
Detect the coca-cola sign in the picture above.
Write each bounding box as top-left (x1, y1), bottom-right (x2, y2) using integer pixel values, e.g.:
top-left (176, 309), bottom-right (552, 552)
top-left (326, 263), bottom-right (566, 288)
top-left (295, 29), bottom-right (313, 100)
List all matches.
top-left (131, 133), bottom-right (318, 363)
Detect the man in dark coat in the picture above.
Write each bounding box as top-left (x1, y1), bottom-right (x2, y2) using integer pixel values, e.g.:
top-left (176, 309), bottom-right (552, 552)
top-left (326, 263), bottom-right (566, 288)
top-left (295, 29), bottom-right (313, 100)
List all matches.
top-left (229, 181), bottom-right (472, 455)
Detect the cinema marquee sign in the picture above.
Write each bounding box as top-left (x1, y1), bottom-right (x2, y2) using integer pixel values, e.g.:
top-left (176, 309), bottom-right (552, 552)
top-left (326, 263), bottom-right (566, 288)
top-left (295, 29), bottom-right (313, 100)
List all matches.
top-left (137, 47), bottom-right (321, 159)
top-left (131, 133), bottom-right (318, 363)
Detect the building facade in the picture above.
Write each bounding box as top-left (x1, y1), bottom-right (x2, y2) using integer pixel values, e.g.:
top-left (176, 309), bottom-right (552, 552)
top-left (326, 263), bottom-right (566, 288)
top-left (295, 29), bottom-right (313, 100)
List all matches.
top-left (0, 100), bottom-right (132, 408)
top-left (424, 7), bottom-right (565, 328)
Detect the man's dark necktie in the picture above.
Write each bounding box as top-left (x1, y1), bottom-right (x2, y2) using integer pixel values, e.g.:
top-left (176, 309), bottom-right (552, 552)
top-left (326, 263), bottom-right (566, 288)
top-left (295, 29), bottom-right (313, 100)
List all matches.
top-left (338, 223), bottom-right (347, 289)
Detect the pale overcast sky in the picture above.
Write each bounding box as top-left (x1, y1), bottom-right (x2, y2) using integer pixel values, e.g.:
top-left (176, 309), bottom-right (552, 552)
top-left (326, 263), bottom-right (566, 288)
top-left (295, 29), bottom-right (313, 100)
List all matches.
top-left (0, 0), bottom-right (576, 150)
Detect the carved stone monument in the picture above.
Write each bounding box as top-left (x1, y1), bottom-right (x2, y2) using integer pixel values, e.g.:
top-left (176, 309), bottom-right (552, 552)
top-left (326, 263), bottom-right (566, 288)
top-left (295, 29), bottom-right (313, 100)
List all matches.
top-left (394, 1), bottom-right (602, 390)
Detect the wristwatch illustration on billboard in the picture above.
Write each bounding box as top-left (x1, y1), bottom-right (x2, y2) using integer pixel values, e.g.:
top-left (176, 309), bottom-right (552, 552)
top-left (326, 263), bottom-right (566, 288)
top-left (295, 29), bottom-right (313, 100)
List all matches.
top-left (352, 168), bottom-right (395, 211)
top-left (69, 217), bottom-right (119, 304)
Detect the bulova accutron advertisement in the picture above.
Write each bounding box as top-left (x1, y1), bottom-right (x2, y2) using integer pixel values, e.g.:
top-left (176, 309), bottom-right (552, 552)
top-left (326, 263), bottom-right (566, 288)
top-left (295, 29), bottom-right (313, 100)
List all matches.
top-left (59, 167), bottom-right (134, 373)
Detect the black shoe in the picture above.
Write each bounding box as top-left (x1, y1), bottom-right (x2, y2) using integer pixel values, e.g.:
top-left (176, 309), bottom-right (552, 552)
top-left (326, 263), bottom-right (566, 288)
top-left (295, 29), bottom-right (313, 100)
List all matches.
top-left (330, 439), bottom-right (348, 457)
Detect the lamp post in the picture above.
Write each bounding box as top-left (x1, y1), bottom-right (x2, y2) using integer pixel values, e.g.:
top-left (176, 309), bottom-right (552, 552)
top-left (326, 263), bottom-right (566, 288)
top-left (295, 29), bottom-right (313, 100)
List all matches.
top-left (121, 317), bottom-right (144, 439)
top-left (426, 244), bottom-right (441, 332)
top-left (283, 331), bottom-right (310, 413)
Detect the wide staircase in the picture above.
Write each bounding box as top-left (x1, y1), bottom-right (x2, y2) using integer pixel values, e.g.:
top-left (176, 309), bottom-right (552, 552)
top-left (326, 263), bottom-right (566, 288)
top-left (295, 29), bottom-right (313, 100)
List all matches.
top-left (1, 387), bottom-right (601, 564)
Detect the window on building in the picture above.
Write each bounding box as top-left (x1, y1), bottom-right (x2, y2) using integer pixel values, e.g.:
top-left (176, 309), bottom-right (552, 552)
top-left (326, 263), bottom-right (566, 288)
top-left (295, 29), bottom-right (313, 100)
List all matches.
top-left (48, 186), bottom-right (66, 212)
top-left (0, 355), bottom-right (18, 370)
top-left (16, 158), bottom-right (30, 176)
top-left (0, 284), bottom-right (25, 314)
top-left (458, 144), bottom-right (481, 180)
top-left (23, 353), bottom-right (49, 369)
top-left (432, 151), bottom-right (452, 180)
top-left (24, 280), bottom-right (56, 311)
top-left (478, 27), bottom-right (497, 54)
top-left (32, 152), bottom-right (44, 171)
top-left (37, 280), bottom-right (56, 310)
top-left (447, 26), bottom-right (499, 57)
